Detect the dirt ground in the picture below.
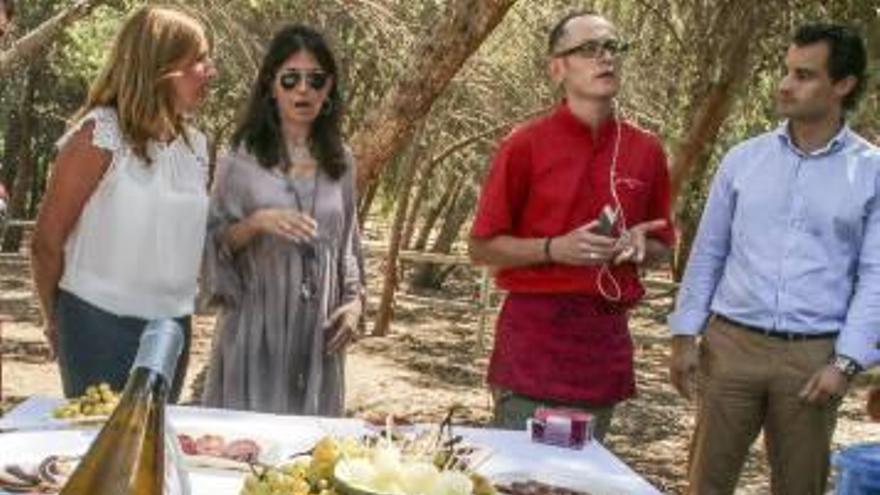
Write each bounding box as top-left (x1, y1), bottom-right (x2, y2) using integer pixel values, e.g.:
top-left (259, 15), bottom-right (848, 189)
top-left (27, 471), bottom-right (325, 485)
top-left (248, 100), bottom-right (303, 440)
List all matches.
top-left (2, 246), bottom-right (880, 494)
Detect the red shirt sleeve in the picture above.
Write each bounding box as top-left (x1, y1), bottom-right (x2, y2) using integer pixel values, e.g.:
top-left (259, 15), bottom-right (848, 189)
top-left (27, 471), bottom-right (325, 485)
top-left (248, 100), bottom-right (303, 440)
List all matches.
top-left (646, 138), bottom-right (676, 247)
top-left (470, 132), bottom-right (530, 239)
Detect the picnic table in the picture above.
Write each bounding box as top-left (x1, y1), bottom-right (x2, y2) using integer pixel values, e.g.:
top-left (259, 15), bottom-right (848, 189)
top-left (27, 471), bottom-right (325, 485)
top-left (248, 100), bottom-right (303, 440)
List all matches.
top-left (0, 396), bottom-right (661, 495)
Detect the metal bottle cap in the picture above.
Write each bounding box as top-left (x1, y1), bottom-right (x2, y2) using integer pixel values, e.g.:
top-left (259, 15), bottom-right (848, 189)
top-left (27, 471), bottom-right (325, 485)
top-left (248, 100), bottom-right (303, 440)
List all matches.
top-left (132, 319), bottom-right (184, 384)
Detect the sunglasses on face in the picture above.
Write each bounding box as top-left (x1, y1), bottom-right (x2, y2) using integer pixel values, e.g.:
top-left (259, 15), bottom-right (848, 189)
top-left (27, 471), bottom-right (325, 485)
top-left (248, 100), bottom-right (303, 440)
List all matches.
top-left (553, 38), bottom-right (631, 59)
top-left (278, 70), bottom-right (330, 91)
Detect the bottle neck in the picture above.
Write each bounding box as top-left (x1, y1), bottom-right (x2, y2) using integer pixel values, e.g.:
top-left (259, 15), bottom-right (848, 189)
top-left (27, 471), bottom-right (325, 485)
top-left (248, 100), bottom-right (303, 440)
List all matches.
top-left (132, 319), bottom-right (184, 387)
top-left (126, 367), bottom-right (171, 400)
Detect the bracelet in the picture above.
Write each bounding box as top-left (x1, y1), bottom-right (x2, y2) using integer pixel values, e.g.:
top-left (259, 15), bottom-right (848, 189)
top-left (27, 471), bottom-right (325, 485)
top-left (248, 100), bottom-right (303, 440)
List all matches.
top-left (543, 237), bottom-right (554, 263)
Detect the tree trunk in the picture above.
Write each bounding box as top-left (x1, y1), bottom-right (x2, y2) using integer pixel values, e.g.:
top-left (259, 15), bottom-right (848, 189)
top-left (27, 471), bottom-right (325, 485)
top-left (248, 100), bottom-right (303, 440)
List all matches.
top-left (2, 65), bottom-right (38, 253)
top-left (668, 2), bottom-right (784, 278)
top-left (1, 107), bottom-right (22, 199)
top-left (672, 163), bottom-right (714, 281)
top-left (668, 3), bottom-right (779, 201)
top-left (403, 108), bottom-right (545, 249)
top-left (411, 180), bottom-right (476, 289)
top-left (357, 180), bottom-right (379, 227)
top-left (0, 0), bottom-right (114, 77)
top-left (401, 166), bottom-right (435, 250)
top-left (206, 123), bottom-right (231, 188)
top-left (349, 0), bottom-right (518, 193)
top-left (29, 160), bottom-right (46, 218)
top-left (413, 173), bottom-right (463, 251)
top-left (372, 143), bottom-right (426, 336)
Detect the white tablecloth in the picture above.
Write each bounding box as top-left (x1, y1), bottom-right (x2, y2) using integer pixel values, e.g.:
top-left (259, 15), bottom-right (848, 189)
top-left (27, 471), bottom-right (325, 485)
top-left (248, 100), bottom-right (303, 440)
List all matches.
top-left (0, 396), bottom-right (661, 495)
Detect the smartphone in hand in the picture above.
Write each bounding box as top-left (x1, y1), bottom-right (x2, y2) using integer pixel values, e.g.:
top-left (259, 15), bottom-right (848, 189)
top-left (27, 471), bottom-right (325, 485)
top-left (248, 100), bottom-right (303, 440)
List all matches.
top-left (594, 205), bottom-right (617, 236)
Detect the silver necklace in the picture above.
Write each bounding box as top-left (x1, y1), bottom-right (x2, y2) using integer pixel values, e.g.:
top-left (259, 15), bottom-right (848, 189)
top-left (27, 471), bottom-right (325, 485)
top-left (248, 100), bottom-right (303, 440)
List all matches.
top-left (281, 143), bottom-right (320, 302)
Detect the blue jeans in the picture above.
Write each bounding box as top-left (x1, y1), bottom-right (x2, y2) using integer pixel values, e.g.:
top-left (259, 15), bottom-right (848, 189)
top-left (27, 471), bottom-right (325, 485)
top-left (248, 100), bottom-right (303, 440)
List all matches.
top-left (55, 290), bottom-right (191, 402)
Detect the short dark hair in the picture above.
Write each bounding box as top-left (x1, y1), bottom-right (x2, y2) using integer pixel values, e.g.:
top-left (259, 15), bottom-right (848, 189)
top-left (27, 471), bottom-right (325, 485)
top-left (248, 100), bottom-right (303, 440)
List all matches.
top-left (1, 0), bottom-right (14, 19)
top-left (232, 24), bottom-right (347, 180)
top-left (548, 10), bottom-right (598, 54)
top-left (793, 23), bottom-right (867, 111)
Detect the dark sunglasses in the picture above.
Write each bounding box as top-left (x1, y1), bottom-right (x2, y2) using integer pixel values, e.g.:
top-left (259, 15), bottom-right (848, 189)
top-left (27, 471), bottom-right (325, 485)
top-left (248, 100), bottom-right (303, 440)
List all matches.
top-left (279, 70), bottom-right (330, 91)
top-left (553, 38), bottom-right (631, 59)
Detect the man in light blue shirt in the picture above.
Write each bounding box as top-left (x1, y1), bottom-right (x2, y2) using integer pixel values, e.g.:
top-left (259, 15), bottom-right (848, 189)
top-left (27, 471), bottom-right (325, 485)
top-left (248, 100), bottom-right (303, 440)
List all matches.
top-left (668, 23), bottom-right (877, 495)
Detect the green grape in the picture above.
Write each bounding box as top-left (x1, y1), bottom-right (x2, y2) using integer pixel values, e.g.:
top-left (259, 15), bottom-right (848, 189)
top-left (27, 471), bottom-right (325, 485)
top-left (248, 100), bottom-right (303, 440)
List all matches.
top-left (312, 437), bottom-right (339, 463)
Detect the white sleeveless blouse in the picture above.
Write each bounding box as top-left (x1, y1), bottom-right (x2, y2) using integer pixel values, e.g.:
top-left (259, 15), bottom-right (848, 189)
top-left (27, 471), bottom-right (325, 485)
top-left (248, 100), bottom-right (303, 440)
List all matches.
top-left (57, 107), bottom-right (209, 319)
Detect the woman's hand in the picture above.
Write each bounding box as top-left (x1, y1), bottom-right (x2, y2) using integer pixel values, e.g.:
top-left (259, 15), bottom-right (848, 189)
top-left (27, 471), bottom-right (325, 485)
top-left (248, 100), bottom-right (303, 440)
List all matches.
top-left (43, 318), bottom-right (58, 361)
top-left (249, 208), bottom-right (317, 242)
top-left (324, 298), bottom-right (363, 354)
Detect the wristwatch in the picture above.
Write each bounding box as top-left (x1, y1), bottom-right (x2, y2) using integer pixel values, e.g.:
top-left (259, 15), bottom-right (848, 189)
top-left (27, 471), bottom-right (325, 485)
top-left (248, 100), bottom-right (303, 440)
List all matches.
top-left (830, 354), bottom-right (863, 379)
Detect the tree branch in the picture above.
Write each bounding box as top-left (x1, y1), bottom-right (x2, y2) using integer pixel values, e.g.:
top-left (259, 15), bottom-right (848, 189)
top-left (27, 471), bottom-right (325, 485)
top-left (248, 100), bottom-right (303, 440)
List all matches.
top-left (0, 0), bottom-right (113, 78)
top-left (349, 0), bottom-right (519, 194)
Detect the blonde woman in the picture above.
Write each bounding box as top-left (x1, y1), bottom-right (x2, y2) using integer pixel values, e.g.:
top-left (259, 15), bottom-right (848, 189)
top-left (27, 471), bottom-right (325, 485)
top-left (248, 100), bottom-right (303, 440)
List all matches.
top-left (31, 6), bottom-right (215, 400)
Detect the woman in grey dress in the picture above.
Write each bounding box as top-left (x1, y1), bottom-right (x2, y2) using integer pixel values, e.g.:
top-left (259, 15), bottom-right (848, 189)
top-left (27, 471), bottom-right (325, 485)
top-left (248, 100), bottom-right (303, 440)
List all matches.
top-left (202, 24), bottom-right (363, 415)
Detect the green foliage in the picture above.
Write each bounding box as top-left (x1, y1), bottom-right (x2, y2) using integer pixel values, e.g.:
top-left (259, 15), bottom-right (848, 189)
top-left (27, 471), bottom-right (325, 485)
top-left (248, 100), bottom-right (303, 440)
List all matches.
top-left (57, 5), bottom-right (126, 87)
top-left (1, 0), bottom-right (878, 264)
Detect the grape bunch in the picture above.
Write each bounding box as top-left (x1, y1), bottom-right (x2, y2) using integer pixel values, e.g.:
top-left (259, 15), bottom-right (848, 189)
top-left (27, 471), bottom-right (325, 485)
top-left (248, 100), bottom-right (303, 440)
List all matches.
top-left (52, 383), bottom-right (120, 419)
top-left (240, 466), bottom-right (311, 495)
top-left (308, 437), bottom-right (340, 483)
top-left (240, 459), bottom-right (337, 495)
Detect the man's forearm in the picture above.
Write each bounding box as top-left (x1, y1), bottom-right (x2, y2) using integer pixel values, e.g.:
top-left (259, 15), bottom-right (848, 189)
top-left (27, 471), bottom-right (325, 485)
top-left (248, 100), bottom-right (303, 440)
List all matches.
top-left (469, 235), bottom-right (548, 268)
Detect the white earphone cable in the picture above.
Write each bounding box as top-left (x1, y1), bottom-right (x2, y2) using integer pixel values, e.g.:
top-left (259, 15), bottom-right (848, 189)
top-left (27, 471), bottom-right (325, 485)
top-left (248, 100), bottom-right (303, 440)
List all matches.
top-left (597, 101), bottom-right (626, 302)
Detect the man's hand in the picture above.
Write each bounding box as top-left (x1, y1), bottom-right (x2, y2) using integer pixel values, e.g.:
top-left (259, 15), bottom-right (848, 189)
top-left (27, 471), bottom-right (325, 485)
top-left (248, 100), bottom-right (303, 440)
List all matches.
top-left (325, 298), bottom-right (363, 354)
top-left (799, 364), bottom-right (848, 405)
top-left (549, 220), bottom-right (618, 265)
top-left (614, 219), bottom-right (668, 265)
top-left (669, 335), bottom-right (699, 401)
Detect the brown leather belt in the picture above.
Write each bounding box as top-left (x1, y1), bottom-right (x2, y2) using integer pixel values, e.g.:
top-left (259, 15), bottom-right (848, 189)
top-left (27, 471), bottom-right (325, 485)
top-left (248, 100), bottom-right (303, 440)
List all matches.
top-left (715, 313), bottom-right (838, 342)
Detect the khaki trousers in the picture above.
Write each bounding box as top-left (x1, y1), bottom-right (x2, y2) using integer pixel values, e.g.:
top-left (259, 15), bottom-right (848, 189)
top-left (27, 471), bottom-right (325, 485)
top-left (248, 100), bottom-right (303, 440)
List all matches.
top-left (687, 316), bottom-right (840, 495)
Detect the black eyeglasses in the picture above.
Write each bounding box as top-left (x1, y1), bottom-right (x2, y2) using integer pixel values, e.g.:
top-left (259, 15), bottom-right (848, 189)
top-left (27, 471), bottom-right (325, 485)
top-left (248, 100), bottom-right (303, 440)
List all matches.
top-left (553, 38), bottom-right (631, 59)
top-left (279, 70), bottom-right (330, 91)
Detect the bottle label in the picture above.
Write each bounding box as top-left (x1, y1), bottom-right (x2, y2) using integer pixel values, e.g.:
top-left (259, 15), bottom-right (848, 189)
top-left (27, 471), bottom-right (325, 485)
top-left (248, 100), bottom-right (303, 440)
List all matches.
top-left (133, 319), bottom-right (185, 384)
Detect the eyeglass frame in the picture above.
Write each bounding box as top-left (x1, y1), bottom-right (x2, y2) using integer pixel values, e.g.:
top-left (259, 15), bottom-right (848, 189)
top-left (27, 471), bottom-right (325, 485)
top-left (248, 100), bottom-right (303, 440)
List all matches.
top-left (552, 38), bottom-right (631, 59)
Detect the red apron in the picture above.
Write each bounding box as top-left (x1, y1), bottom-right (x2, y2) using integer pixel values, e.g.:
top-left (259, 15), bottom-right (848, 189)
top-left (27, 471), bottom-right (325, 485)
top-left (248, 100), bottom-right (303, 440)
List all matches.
top-left (487, 293), bottom-right (635, 405)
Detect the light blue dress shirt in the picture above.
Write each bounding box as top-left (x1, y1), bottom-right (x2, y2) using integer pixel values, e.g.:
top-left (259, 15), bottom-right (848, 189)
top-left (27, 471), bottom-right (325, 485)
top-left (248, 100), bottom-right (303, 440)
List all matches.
top-left (668, 123), bottom-right (880, 368)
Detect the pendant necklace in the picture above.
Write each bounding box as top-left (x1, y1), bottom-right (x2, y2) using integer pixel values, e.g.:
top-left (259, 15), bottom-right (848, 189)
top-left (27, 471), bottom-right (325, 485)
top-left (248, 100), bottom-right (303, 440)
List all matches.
top-left (282, 141), bottom-right (320, 302)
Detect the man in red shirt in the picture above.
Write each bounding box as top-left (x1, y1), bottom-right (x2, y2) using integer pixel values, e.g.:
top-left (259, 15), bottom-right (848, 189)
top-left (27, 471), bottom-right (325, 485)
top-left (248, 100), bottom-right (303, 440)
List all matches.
top-left (469, 11), bottom-right (675, 440)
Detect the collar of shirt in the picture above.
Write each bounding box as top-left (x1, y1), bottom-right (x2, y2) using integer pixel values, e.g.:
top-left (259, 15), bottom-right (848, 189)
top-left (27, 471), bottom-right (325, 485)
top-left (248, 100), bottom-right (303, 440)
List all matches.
top-left (555, 100), bottom-right (619, 146)
top-left (775, 120), bottom-right (851, 158)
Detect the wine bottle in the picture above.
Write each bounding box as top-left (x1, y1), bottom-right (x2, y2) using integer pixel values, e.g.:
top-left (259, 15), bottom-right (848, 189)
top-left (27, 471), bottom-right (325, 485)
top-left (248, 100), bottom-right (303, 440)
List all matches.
top-left (61, 319), bottom-right (189, 495)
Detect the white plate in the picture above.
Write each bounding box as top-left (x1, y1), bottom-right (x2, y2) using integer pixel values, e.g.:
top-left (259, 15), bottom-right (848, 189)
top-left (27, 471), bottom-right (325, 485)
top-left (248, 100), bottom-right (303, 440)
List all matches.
top-left (0, 429), bottom-right (246, 494)
top-left (176, 428), bottom-right (282, 472)
top-left (0, 430), bottom-right (93, 494)
top-left (0, 430), bottom-right (94, 464)
top-left (0, 396), bottom-right (107, 432)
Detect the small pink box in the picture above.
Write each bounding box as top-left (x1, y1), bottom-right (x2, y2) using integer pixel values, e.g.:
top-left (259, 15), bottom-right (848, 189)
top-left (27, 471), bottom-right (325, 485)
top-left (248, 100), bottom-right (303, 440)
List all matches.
top-left (527, 407), bottom-right (593, 449)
